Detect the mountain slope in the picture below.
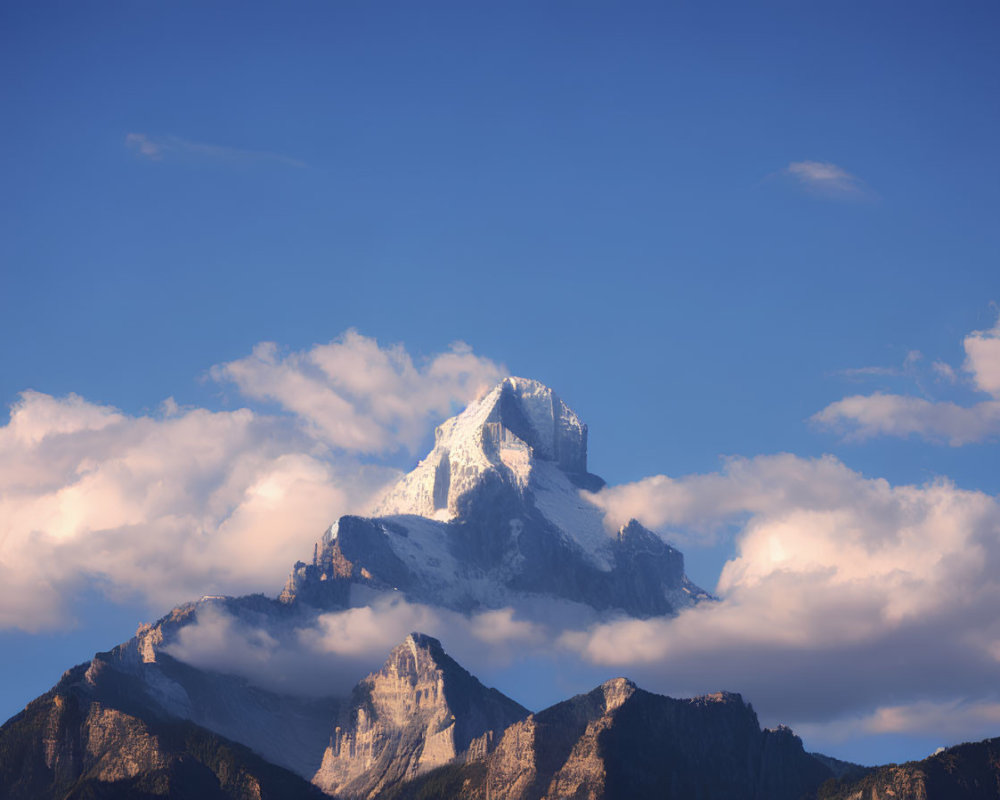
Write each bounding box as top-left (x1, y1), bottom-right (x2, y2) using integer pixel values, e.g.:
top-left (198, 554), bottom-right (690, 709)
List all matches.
top-left (0, 661), bottom-right (326, 800)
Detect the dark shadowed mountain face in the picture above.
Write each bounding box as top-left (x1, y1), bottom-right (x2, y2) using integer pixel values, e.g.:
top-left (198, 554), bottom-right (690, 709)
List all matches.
top-left (817, 738), bottom-right (1000, 800)
top-left (377, 678), bottom-right (836, 800)
top-left (280, 377), bottom-right (709, 618)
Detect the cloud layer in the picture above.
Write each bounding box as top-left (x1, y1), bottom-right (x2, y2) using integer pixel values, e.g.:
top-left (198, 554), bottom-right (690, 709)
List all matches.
top-left (814, 315), bottom-right (1000, 444)
top-left (164, 595), bottom-right (551, 698)
top-left (0, 333), bottom-right (502, 631)
top-left (579, 453), bottom-right (1000, 745)
top-left (163, 449), bottom-right (1000, 751)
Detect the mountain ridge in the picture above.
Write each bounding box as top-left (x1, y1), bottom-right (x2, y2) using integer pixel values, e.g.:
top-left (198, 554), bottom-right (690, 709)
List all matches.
top-left (1, 630), bottom-right (862, 800)
top-left (6, 376), bottom-right (994, 799)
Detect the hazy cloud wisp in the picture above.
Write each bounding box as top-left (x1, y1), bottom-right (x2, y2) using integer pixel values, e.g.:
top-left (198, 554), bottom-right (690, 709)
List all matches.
top-left (782, 160), bottom-right (869, 198)
top-left (814, 314), bottom-right (1000, 444)
top-left (126, 132), bottom-right (306, 168)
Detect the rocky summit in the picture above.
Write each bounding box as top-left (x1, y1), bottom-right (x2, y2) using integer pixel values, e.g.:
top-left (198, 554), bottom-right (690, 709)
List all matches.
top-left (280, 377), bottom-right (710, 618)
top-left (313, 633), bottom-right (528, 798)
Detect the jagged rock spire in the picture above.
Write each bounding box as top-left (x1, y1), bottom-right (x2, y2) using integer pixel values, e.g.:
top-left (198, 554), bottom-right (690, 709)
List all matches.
top-left (373, 377), bottom-right (590, 520)
top-left (312, 632), bottom-right (528, 799)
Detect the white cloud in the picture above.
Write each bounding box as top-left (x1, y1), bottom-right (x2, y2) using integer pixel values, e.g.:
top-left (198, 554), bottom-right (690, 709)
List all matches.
top-left (210, 331), bottom-right (505, 453)
top-left (783, 160), bottom-right (868, 197)
top-left (575, 454), bottom-right (1000, 738)
top-left (813, 393), bottom-right (1000, 445)
top-left (0, 393), bottom-right (384, 630)
top-left (814, 314), bottom-right (1000, 444)
top-left (796, 699), bottom-right (1000, 751)
top-left (964, 316), bottom-right (1000, 396)
top-left (856, 700), bottom-right (1000, 737)
top-left (932, 361), bottom-right (957, 382)
top-left (125, 132), bottom-right (306, 168)
top-left (0, 334), bottom-right (503, 631)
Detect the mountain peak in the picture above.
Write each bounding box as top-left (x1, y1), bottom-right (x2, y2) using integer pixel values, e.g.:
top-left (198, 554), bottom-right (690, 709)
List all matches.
top-left (381, 633), bottom-right (447, 681)
top-left (599, 677), bottom-right (638, 712)
top-left (372, 376), bottom-right (590, 519)
top-left (402, 631), bottom-right (440, 650)
top-left (280, 376), bottom-right (711, 617)
top-left (486, 377), bottom-right (588, 472)
top-left (313, 633), bottom-right (528, 798)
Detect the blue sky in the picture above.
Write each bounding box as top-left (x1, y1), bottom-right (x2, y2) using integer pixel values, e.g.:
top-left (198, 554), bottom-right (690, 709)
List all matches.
top-left (2, 0), bottom-right (999, 768)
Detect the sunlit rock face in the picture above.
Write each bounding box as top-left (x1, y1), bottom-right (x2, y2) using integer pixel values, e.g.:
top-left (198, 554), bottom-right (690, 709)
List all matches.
top-left (312, 633), bottom-right (528, 799)
top-left (281, 377), bottom-right (710, 618)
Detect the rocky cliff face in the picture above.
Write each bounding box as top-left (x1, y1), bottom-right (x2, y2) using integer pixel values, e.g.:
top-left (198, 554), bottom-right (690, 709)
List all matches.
top-left (281, 377), bottom-right (710, 618)
top-left (382, 679), bottom-right (835, 800)
top-left (313, 633), bottom-right (528, 799)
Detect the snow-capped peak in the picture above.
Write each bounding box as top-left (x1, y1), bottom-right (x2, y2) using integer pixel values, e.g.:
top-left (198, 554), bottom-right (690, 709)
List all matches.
top-left (372, 377), bottom-right (589, 520)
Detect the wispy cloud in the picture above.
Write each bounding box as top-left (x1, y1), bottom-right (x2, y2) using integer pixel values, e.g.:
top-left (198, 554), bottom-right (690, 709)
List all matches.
top-left (838, 350), bottom-right (923, 381)
top-left (782, 160), bottom-right (869, 198)
top-left (125, 132), bottom-right (306, 168)
top-left (814, 312), bottom-right (1000, 444)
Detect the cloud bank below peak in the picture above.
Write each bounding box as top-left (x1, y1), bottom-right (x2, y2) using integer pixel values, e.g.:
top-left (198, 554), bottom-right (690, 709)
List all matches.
top-left (165, 445), bottom-right (1000, 753)
top-left (577, 452), bottom-right (1000, 747)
